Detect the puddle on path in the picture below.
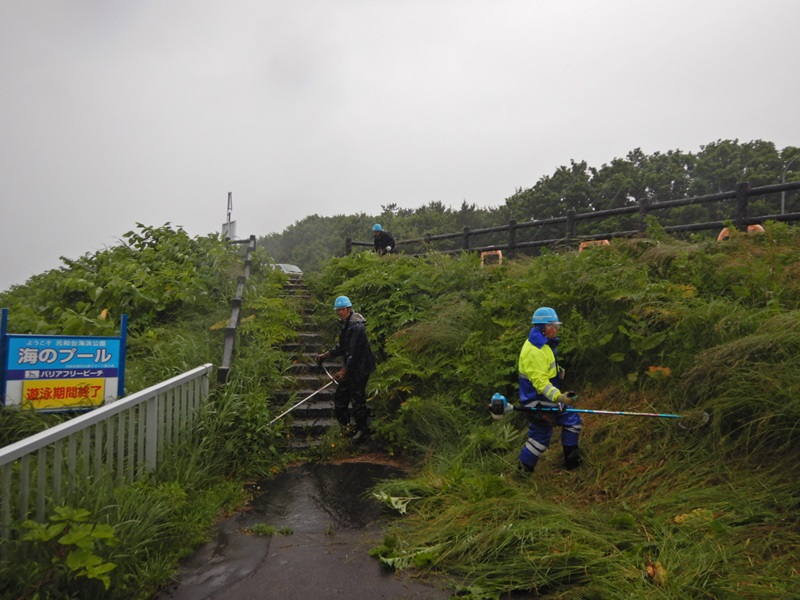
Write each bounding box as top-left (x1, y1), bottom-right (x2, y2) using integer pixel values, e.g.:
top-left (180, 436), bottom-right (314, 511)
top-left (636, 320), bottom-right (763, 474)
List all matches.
top-left (240, 460), bottom-right (404, 533)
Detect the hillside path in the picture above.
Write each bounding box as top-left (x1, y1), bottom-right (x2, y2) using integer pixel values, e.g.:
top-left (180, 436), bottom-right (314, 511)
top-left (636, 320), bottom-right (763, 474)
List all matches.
top-left (156, 456), bottom-right (450, 600)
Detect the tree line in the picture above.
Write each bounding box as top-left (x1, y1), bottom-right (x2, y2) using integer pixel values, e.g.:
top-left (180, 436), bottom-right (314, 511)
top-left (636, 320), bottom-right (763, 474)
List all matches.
top-left (260, 139), bottom-right (800, 272)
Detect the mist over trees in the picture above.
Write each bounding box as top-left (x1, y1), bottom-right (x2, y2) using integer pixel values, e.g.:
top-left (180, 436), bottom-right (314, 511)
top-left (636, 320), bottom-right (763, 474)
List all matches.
top-left (260, 139), bottom-right (800, 271)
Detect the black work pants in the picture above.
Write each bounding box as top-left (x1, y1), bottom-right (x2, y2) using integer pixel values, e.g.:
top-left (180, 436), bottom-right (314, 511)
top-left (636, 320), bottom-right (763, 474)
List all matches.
top-left (333, 371), bottom-right (370, 432)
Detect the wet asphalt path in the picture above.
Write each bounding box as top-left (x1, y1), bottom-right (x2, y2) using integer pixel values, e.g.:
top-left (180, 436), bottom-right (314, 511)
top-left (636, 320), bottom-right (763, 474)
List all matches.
top-left (156, 458), bottom-right (450, 600)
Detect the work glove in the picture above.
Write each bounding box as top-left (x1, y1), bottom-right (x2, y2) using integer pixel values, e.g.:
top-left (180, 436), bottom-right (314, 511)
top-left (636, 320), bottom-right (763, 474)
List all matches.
top-left (557, 402), bottom-right (567, 414)
top-left (561, 391), bottom-right (578, 404)
top-left (315, 352), bottom-right (329, 366)
top-left (334, 368), bottom-right (347, 381)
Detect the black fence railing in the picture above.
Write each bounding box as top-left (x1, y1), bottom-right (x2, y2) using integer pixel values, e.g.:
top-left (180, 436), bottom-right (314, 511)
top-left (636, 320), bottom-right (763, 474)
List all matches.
top-left (345, 181), bottom-right (800, 257)
top-left (218, 235), bottom-right (257, 384)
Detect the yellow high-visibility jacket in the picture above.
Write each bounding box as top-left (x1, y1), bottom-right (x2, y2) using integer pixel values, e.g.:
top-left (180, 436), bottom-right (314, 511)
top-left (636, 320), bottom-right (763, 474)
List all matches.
top-left (518, 328), bottom-right (564, 405)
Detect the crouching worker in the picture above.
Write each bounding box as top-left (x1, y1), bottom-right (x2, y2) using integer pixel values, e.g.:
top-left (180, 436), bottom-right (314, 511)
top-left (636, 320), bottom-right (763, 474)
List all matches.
top-left (372, 224), bottom-right (396, 255)
top-left (315, 295), bottom-right (376, 443)
top-left (518, 307), bottom-right (583, 473)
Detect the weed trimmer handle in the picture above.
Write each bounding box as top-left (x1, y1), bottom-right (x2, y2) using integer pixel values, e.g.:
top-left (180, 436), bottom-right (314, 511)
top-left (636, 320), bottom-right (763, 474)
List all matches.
top-left (489, 393), bottom-right (567, 418)
top-left (487, 392), bottom-right (697, 423)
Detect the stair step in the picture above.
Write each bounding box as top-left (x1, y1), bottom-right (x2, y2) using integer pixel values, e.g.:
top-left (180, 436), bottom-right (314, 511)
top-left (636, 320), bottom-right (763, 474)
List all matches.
top-left (291, 401), bottom-right (335, 419)
top-left (296, 332), bottom-right (322, 342)
top-left (283, 373), bottom-right (330, 385)
top-left (272, 388), bottom-right (335, 403)
top-left (283, 362), bottom-right (336, 375)
top-left (281, 342), bottom-right (326, 355)
top-left (288, 418), bottom-right (337, 436)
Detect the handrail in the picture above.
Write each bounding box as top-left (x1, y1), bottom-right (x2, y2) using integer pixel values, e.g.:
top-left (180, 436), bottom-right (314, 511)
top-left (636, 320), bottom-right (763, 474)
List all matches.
top-left (0, 365), bottom-right (211, 464)
top-left (218, 235), bottom-right (257, 383)
top-left (1, 364), bottom-right (213, 543)
top-left (345, 180), bottom-right (800, 255)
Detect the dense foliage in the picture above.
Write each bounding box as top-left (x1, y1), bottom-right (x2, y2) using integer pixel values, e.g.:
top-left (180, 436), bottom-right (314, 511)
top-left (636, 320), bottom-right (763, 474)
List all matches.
top-left (303, 221), bottom-right (800, 598)
top-left (0, 224), bottom-right (305, 598)
top-left (4, 137), bottom-right (800, 599)
top-left (262, 139), bottom-right (800, 272)
top-left (1, 223), bottom-right (240, 337)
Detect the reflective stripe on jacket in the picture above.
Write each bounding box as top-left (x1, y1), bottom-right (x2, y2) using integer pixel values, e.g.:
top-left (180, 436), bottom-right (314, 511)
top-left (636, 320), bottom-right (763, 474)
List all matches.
top-left (518, 327), bottom-right (564, 405)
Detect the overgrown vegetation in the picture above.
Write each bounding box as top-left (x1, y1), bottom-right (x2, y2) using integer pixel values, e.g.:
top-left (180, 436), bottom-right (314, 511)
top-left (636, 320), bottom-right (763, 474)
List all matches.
top-left (303, 221), bottom-right (800, 598)
top-left (3, 138), bottom-right (800, 598)
top-left (0, 224), bottom-right (304, 598)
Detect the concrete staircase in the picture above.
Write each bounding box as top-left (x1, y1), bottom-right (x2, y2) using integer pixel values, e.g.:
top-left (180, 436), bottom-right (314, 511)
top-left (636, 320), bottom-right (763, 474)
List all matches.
top-left (276, 278), bottom-right (339, 448)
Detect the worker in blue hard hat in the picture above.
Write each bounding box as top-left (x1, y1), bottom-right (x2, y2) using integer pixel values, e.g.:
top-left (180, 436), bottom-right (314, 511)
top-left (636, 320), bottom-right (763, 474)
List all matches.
top-left (372, 224), bottom-right (396, 255)
top-left (315, 295), bottom-right (376, 442)
top-left (517, 307), bottom-right (583, 473)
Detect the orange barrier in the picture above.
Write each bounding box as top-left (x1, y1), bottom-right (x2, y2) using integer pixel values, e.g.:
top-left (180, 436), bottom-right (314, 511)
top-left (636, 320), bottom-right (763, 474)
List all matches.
top-left (578, 239), bottom-right (610, 253)
top-left (480, 250), bottom-right (503, 266)
top-left (717, 224), bottom-right (765, 241)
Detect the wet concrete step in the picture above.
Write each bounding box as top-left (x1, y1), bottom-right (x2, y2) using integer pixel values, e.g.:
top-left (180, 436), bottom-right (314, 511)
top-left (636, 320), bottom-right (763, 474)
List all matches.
top-left (281, 342), bottom-right (326, 356)
top-left (283, 361), bottom-right (339, 375)
top-left (297, 332), bottom-right (323, 344)
top-left (272, 388), bottom-right (335, 404)
top-left (291, 400), bottom-right (335, 420)
top-left (280, 375), bottom-right (335, 389)
top-left (288, 418), bottom-right (337, 436)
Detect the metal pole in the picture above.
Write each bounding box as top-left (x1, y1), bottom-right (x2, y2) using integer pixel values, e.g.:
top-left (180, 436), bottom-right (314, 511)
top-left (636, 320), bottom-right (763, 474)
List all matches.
top-left (782, 155), bottom-right (799, 215)
top-left (267, 381), bottom-right (335, 425)
top-left (512, 405), bottom-right (682, 419)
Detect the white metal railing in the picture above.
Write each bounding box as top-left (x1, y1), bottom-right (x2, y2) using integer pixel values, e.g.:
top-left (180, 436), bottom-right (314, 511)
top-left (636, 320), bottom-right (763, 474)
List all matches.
top-left (0, 364), bottom-right (213, 542)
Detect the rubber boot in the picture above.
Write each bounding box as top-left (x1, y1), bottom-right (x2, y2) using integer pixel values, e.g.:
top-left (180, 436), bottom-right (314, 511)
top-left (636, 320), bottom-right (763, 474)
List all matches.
top-left (563, 445), bottom-right (581, 470)
top-left (518, 460), bottom-right (536, 476)
top-left (350, 429), bottom-right (370, 444)
top-left (351, 407), bottom-right (370, 444)
top-left (334, 406), bottom-right (350, 429)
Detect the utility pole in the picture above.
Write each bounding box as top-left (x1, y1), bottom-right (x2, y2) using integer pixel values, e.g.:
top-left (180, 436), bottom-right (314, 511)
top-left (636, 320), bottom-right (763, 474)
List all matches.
top-left (222, 192), bottom-right (236, 239)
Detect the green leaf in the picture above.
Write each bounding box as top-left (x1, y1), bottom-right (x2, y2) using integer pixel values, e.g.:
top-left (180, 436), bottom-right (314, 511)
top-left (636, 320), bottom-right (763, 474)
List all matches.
top-left (597, 332), bottom-right (615, 346)
top-left (52, 506), bottom-right (91, 522)
top-left (65, 547), bottom-right (98, 570)
top-left (21, 520), bottom-right (66, 542)
top-left (639, 332), bottom-right (667, 351)
top-left (59, 523), bottom-right (95, 548)
top-left (731, 284), bottom-right (750, 298)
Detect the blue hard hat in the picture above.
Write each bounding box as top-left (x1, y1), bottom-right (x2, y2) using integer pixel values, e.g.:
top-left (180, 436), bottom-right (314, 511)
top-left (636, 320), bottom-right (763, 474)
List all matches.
top-left (373, 224), bottom-right (383, 231)
top-left (532, 307), bottom-right (561, 325)
top-left (334, 295), bottom-right (352, 309)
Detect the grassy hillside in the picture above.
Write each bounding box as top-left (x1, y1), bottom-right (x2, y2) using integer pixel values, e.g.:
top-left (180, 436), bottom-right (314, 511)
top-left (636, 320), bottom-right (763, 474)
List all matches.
top-left (3, 220), bottom-right (799, 598)
top-left (305, 221), bottom-right (800, 598)
top-left (0, 225), bottom-right (307, 598)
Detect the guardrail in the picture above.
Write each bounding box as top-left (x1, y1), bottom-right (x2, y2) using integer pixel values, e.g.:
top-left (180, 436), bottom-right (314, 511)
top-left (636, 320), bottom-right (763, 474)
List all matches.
top-left (0, 364), bottom-right (213, 545)
top-left (218, 235), bottom-right (257, 383)
top-left (345, 180), bottom-right (800, 256)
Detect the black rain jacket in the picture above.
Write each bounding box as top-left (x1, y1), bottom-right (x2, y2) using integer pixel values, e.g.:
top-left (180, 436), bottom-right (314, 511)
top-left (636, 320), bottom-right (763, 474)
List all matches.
top-left (373, 230), bottom-right (396, 254)
top-left (328, 312), bottom-right (377, 375)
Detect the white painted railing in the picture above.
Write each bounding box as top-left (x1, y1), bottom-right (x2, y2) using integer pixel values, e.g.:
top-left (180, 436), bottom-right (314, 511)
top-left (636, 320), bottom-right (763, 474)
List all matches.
top-left (0, 364), bottom-right (213, 543)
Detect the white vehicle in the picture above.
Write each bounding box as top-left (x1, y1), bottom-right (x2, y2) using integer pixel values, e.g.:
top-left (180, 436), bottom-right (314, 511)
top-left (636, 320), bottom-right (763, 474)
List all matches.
top-left (271, 263), bottom-right (303, 276)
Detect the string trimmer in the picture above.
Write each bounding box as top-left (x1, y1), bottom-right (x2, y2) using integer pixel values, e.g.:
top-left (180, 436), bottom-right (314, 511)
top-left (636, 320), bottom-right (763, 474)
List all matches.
top-left (488, 393), bottom-right (710, 429)
top-left (267, 363), bottom-right (341, 426)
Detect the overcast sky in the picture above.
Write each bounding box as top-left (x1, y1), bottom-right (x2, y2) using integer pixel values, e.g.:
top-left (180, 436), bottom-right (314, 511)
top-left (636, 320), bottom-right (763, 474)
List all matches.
top-left (1, 1), bottom-right (798, 291)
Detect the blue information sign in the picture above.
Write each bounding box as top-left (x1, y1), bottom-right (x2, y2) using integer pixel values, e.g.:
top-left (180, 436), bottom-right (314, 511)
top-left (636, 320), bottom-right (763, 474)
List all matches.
top-left (1, 310), bottom-right (128, 412)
